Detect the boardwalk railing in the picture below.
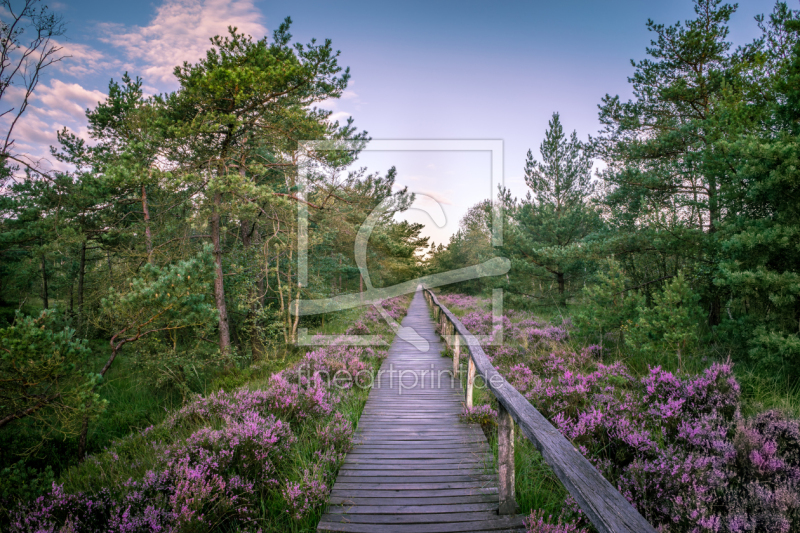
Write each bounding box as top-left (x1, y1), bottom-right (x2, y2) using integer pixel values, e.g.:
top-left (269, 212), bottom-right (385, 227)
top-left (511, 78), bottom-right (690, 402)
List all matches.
top-left (423, 288), bottom-right (657, 533)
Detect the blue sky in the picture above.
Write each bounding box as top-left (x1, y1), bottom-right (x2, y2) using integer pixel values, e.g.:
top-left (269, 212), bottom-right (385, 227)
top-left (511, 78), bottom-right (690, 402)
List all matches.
top-left (7, 0), bottom-right (778, 244)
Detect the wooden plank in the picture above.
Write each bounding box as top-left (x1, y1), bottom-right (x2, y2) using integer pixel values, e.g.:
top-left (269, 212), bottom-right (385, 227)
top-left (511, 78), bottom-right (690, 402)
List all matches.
top-left (328, 495), bottom-right (498, 506)
top-left (326, 503), bottom-right (499, 514)
top-left (322, 511), bottom-right (503, 524)
top-left (330, 488), bottom-right (498, 498)
top-left (318, 288), bottom-right (522, 533)
top-left (318, 516), bottom-right (527, 532)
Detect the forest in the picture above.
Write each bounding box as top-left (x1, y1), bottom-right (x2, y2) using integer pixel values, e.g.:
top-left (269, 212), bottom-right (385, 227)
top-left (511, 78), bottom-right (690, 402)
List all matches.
top-left (1, 0), bottom-right (800, 531)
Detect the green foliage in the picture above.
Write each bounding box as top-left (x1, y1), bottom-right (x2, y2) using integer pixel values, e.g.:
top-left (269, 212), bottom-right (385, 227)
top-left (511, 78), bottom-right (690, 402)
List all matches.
top-left (99, 247), bottom-right (218, 351)
top-left (499, 112), bottom-right (601, 304)
top-left (0, 460), bottom-right (54, 516)
top-left (576, 258), bottom-right (643, 346)
top-left (747, 328), bottom-right (800, 373)
top-left (626, 272), bottom-right (704, 370)
top-left (0, 310), bottom-right (104, 434)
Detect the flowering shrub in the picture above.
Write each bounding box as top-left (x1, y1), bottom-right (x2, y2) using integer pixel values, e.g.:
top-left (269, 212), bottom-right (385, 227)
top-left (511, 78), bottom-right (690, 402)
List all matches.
top-left (525, 509), bottom-right (588, 533)
top-left (461, 405), bottom-right (498, 428)
top-left (282, 465), bottom-right (329, 520)
top-left (11, 469), bottom-right (257, 533)
top-left (437, 293), bottom-right (486, 310)
top-left (345, 320), bottom-right (371, 335)
top-left (316, 412), bottom-right (355, 451)
top-left (9, 337), bottom-right (383, 532)
top-left (443, 293), bottom-right (800, 533)
top-left (362, 296), bottom-right (410, 324)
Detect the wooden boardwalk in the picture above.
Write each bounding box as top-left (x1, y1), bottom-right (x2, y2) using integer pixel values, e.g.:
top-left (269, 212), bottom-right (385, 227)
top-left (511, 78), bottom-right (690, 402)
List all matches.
top-left (318, 288), bottom-right (526, 533)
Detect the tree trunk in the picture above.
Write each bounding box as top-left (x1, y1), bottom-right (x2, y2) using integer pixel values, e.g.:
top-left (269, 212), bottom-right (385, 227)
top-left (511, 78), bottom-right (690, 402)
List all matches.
top-left (142, 184), bottom-right (153, 262)
top-left (77, 242), bottom-right (86, 329)
top-left (252, 222), bottom-right (265, 308)
top-left (77, 413), bottom-right (89, 460)
top-left (41, 256), bottom-right (49, 309)
top-left (211, 191), bottom-right (231, 354)
top-left (241, 217), bottom-right (264, 360)
top-left (709, 295), bottom-right (721, 327)
top-left (556, 271), bottom-right (565, 301)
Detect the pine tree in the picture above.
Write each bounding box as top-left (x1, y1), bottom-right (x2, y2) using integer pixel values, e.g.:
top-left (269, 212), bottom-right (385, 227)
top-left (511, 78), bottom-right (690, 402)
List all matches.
top-left (501, 113), bottom-right (600, 303)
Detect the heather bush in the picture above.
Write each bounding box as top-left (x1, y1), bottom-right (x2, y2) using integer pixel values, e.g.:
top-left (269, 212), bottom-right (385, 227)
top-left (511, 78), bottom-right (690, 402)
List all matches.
top-left (525, 509), bottom-right (588, 533)
top-left (461, 404), bottom-right (498, 429)
top-left (7, 335), bottom-right (387, 533)
top-left (436, 293), bottom-right (487, 312)
top-left (281, 463), bottom-right (330, 520)
top-left (443, 292), bottom-right (800, 533)
top-left (345, 320), bottom-right (370, 335)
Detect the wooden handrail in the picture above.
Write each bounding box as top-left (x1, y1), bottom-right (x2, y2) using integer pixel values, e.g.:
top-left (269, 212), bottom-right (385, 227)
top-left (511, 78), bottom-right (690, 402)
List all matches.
top-left (422, 288), bottom-right (657, 533)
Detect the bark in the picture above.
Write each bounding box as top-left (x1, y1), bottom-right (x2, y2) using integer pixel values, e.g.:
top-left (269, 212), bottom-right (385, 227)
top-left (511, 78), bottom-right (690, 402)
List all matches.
top-left (0, 395), bottom-right (59, 430)
top-left (556, 271), bottom-right (565, 299)
top-left (709, 295), bottom-right (722, 327)
top-left (252, 225), bottom-right (265, 308)
top-left (142, 184), bottom-right (153, 262)
top-left (77, 410), bottom-right (89, 460)
top-left (241, 217), bottom-right (265, 360)
top-left (77, 242), bottom-right (86, 328)
top-left (41, 256), bottom-right (49, 309)
top-left (292, 282), bottom-right (301, 344)
top-left (211, 191), bottom-right (231, 353)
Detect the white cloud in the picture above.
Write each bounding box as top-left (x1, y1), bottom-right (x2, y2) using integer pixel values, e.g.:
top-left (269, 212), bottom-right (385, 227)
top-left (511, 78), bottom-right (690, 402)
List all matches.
top-left (5, 0), bottom-right (270, 175)
top-left (414, 189), bottom-right (453, 206)
top-left (2, 79), bottom-right (105, 173)
top-left (54, 40), bottom-right (114, 77)
top-left (99, 0), bottom-right (268, 86)
top-left (34, 79), bottom-right (106, 120)
top-left (319, 82), bottom-right (360, 123)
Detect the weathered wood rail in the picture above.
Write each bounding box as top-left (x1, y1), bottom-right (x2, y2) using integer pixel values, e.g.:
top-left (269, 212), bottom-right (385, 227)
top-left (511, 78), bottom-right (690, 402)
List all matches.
top-left (424, 288), bottom-right (657, 533)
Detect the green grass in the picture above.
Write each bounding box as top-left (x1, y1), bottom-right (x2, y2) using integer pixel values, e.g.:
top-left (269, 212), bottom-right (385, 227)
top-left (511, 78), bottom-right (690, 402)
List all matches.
top-left (464, 375), bottom-right (567, 521)
top-left (737, 366), bottom-right (800, 418)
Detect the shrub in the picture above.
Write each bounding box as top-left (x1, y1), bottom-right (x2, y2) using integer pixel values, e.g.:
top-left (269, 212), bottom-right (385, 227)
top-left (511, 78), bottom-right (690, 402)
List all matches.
top-left (443, 291), bottom-right (800, 532)
top-left (8, 338), bottom-right (376, 532)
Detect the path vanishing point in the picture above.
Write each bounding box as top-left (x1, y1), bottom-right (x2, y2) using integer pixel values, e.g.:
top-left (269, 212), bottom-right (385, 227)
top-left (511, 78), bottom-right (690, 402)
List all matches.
top-left (317, 287), bottom-right (526, 533)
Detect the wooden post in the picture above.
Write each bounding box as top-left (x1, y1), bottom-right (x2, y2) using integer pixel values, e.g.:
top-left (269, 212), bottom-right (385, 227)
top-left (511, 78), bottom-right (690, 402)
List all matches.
top-left (453, 332), bottom-right (460, 377)
top-left (497, 401), bottom-right (516, 515)
top-left (466, 356), bottom-right (476, 408)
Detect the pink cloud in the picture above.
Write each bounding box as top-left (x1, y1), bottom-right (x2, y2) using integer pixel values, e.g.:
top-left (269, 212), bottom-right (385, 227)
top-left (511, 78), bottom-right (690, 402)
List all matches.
top-left (99, 0), bottom-right (268, 87)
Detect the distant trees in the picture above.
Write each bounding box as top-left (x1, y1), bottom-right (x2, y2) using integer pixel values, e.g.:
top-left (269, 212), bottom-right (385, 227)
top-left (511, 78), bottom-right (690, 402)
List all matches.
top-left (593, 0), bottom-right (800, 369)
top-left (430, 0), bottom-right (800, 376)
top-left (500, 112), bottom-right (601, 304)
